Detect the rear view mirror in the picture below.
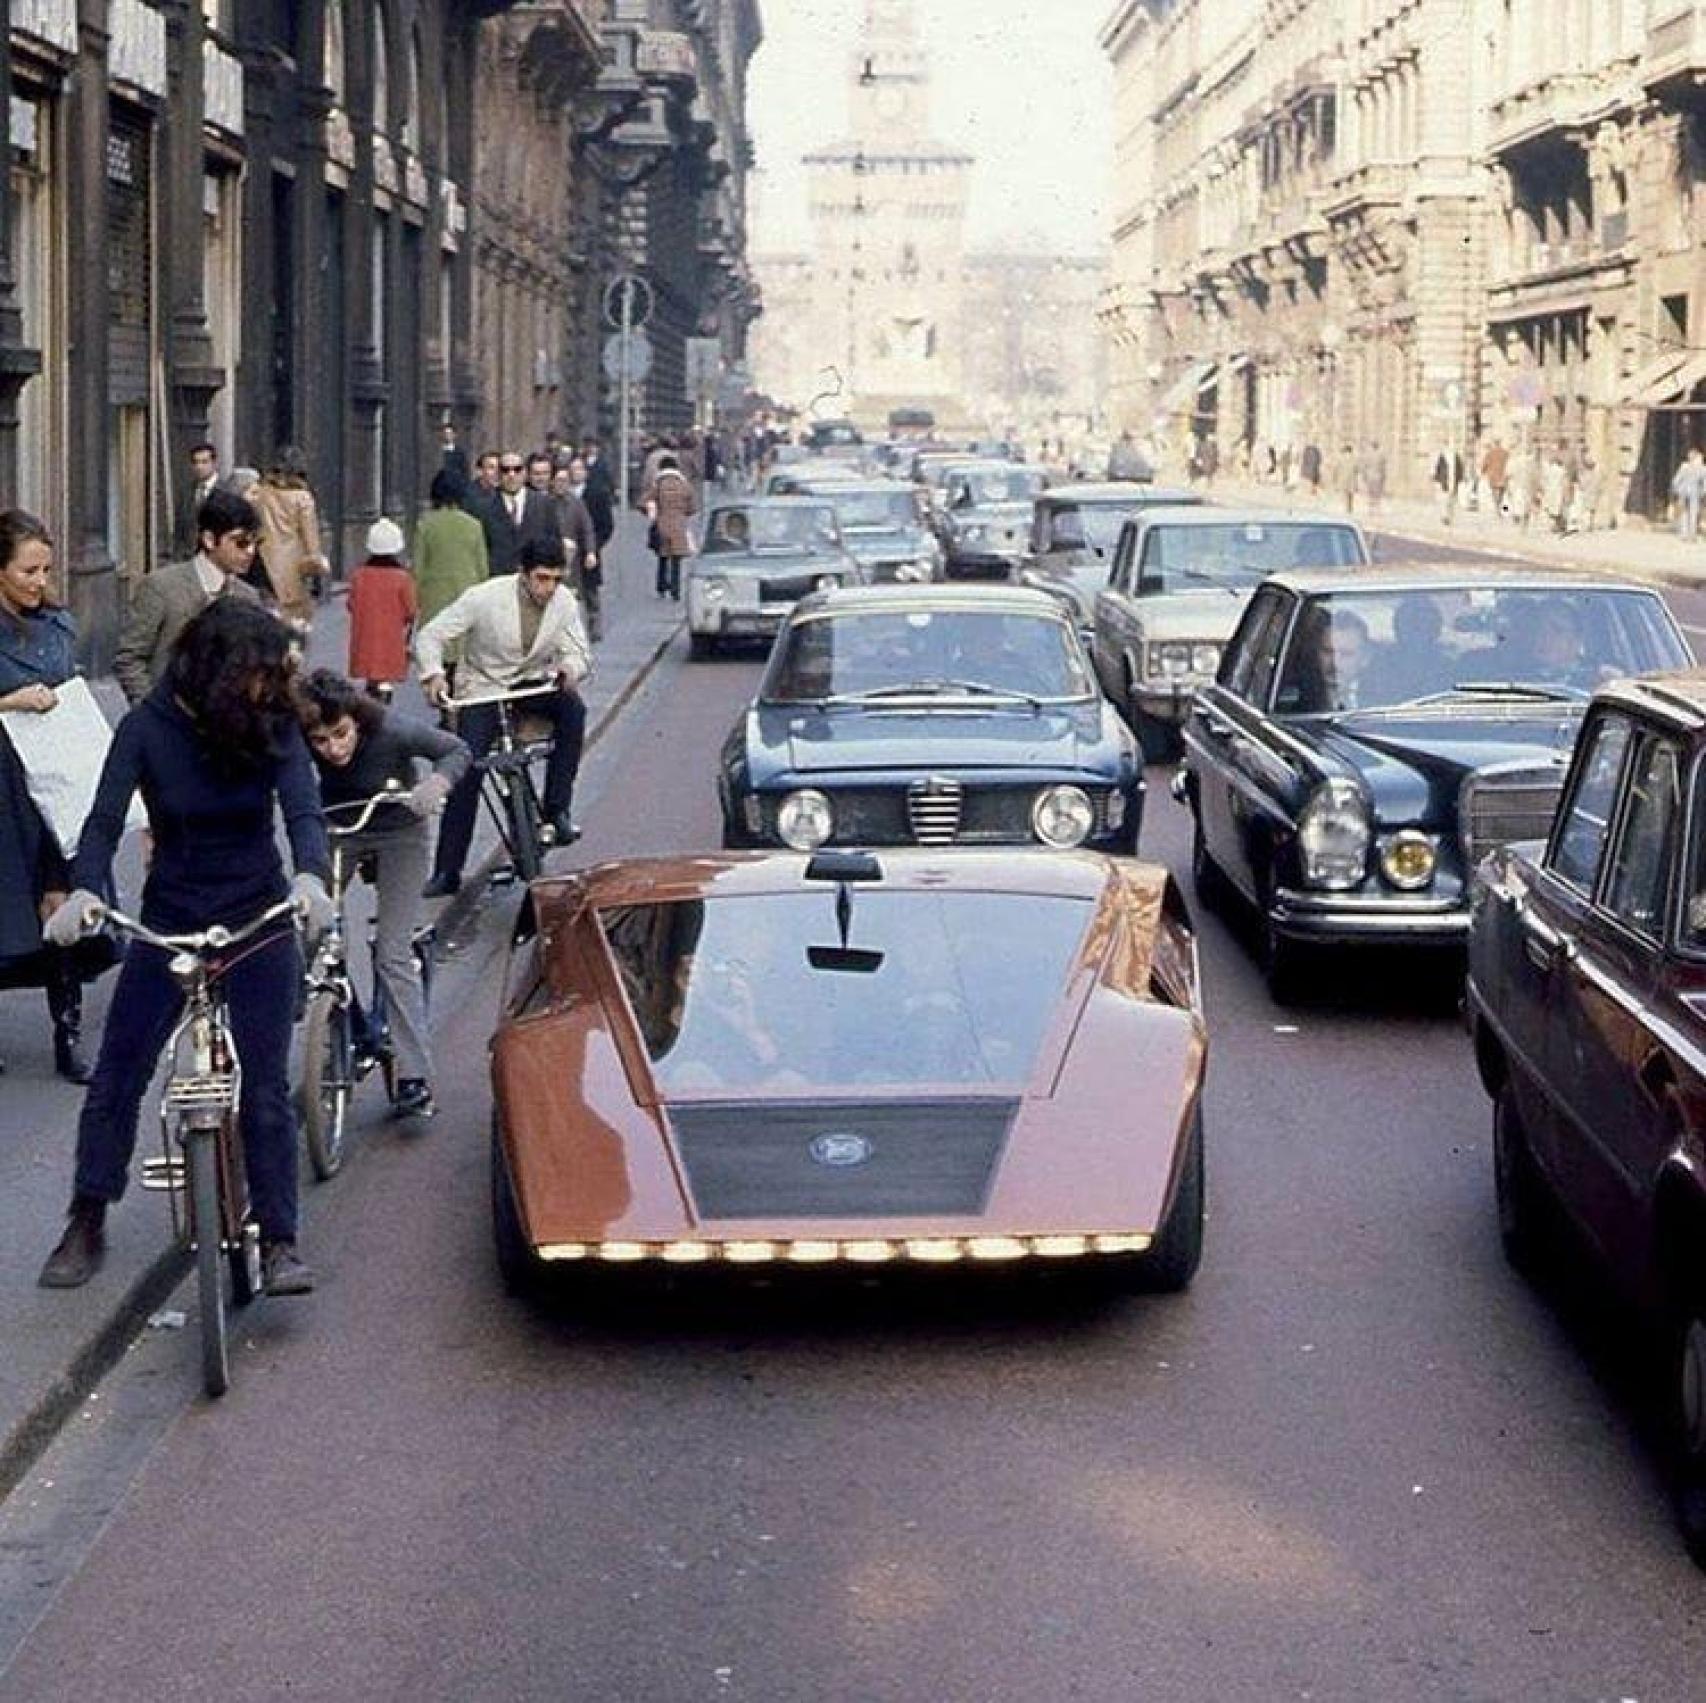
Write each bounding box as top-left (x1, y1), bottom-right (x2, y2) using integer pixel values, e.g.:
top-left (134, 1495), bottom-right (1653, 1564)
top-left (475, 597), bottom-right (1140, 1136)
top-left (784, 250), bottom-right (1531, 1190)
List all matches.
top-left (807, 945), bottom-right (886, 975)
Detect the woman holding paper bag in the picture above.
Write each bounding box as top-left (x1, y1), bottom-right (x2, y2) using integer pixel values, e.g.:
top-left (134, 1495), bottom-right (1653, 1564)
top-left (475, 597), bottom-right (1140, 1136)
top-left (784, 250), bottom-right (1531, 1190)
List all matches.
top-left (0, 510), bottom-right (104, 1081)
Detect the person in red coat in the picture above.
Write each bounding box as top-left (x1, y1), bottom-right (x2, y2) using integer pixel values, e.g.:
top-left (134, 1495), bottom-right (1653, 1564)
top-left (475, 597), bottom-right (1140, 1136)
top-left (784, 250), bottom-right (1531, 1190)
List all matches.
top-left (347, 518), bottom-right (417, 701)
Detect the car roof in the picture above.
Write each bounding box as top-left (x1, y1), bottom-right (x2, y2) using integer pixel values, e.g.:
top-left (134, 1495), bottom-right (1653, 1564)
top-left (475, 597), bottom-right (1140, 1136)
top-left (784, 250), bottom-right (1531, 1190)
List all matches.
top-left (1589, 670), bottom-right (1706, 729)
top-left (1038, 482), bottom-right (1171, 505)
top-left (1130, 507), bottom-right (1364, 530)
top-left (538, 848), bottom-right (1136, 910)
top-left (709, 496), bottom-right (836, 513)
top-left (1266, 562), bottom-right (1663, 596)
top-left (784, 583), bottom-right (1073, 619)
top-left (798, 480), bottom-right (911, 497)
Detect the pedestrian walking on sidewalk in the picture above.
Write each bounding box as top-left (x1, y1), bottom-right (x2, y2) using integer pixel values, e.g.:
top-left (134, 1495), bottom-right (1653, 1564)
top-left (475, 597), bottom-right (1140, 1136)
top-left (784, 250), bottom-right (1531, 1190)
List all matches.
top-left (646, 454), bottom-right (696, 600)
top-left (297, 670), bottom-right (470, 1120)
top-left (1300, 441), bottom-right (1323, 496)
top-left (414, 469), bottom-right (488, 627)
top-left (251, 445), bottom-right (328, 628)
top-left (1672, 446), bottom-right (1706, 540)
top-left (1481, 438), bottom-right (1509, 519)
top-left (1335, 443), bottom-right (1360, 514)
top-left (346, 517), bottom-right (417, 702)
top-left (1540, 446), bottom-right (1569, 536)
top-left (0, 511), bottom-right (115, 1083)
top-left (37, 598), bottom-right (334, 1295)
top-left (1433, 444), bottom-right (1465, 525)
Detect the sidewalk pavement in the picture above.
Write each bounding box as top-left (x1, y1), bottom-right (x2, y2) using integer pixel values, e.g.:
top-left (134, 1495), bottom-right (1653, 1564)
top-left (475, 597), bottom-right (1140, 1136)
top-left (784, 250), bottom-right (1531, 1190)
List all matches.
top-left (1195, 474), bottom-right (1706, 593)
top-left (0, 513), bottom-right (680, 1499)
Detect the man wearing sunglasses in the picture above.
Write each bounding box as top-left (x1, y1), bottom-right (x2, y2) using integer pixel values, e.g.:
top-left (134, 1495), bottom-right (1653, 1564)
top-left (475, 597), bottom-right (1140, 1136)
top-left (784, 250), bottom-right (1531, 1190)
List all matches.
top-left (113, 488), bottom-right (265, 705)
top-left (475, 449), bottom-right (561, 576)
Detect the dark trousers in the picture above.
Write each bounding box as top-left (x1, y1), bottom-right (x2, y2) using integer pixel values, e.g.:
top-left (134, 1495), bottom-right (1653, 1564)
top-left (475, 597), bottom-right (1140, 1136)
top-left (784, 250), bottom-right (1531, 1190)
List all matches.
top-left (655, 555), bottom-right (681, 598)
top-left (433, 688), bottom-right (587, 882)
top-left (74, 930), bottom-right (302, 1241)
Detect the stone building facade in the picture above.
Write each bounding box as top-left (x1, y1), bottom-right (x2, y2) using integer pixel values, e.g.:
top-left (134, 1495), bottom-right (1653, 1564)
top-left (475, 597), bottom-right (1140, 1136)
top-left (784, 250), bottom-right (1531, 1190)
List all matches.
top-left (1100, 0), bottom-right (1706, 521)
top-left (750, 0), bottom-right (1105, 438)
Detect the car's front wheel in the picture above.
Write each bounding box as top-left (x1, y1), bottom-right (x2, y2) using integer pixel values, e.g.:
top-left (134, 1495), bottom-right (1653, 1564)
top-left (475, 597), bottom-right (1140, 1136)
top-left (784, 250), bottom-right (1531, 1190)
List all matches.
top-left (1108, 1112), bottom-right (1204, 1294)
top-left (491, 1123), bottom-right (543, 1298)
top-left (1492, 1081), bottom-right (1549, 1274)
top-left (1674, 1291), bottom-right (1706, 1569)
top-left (688, 631), bottom-right (718, 661)
top-left (1190, 815), bottom-right (1229, 914)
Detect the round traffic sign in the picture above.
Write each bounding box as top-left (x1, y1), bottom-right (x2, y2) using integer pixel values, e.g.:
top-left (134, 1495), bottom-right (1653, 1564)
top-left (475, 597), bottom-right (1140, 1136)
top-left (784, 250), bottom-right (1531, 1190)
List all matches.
top-left (602, 273), bottom-right (654, 331)
top-left (603, 329), bottom-right (653, 383)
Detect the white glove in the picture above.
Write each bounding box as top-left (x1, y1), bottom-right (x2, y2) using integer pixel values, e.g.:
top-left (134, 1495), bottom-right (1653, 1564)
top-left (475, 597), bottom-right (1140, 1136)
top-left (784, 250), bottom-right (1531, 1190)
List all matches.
top-left (405, 773), bottom-right (452, 819)
top-left (43, 890), bottom-right (104, 950)
top-left (291, 873), bottom-right (336, 940)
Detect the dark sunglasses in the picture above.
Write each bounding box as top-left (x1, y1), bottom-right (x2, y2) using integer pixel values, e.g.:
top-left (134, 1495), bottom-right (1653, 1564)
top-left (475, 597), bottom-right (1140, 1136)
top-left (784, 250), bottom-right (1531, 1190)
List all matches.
top-left (500, 461), bottom-right (525, 473)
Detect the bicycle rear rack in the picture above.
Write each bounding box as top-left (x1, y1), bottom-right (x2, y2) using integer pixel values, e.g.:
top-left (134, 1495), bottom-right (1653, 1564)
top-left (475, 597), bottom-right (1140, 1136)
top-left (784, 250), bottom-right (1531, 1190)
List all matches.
top-left (163, 1074), bottom-right (239, 1118)
top-left (140, 1155), bottom-right (187, 1193)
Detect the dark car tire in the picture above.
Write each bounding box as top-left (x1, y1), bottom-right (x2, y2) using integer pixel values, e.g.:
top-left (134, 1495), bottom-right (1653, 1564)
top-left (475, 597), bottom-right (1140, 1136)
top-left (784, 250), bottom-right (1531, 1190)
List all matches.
top-left (1190, 817), bottom-right (1229, 915)
top-left (1260, 912), bottom-right (1309, 1006)
top-left (688, 632), bottom-right (718, 661)
top-left (1133, 709), bottom-right (1179, 766)
top-left (1675, 1293), bottom-right (1706, 1569)
top-left (1107, 1113), bottom-right (1204, 1295)
top-left (1492, 1081), bottom-right (1549, 1274)
top-left (491, 1124), bottom-right (544, 1298)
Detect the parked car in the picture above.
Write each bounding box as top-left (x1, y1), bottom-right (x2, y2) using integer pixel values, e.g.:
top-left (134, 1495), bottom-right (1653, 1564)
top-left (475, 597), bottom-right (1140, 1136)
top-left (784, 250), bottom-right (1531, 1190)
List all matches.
top-left (789, 478), bottom-right (941, 583)
top-left (1018, 482), bottom-right (1203, 633)
top-left (686, 499), bottom-right (863, 657)
top-left (491, 848), bottom-right (1205, 1295)
top-left (1178, 569), bottom-right (1693, 999)
top-left (1093, 508), bottom-right (1369, 760)
top-left (719, 584), bottom-right (1143, 854)
top-left (1466, 673), bottom-right (1706, 1567)
top-left (939, 464), bottom-right (1048, 580)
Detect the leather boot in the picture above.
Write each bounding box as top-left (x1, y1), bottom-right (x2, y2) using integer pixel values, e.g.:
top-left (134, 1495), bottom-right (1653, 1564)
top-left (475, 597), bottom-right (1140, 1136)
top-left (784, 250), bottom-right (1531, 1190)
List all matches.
top-left (39, 1197), bottom-right (108, 1289)
top-left (47, 957), bottom-right (93, 1085)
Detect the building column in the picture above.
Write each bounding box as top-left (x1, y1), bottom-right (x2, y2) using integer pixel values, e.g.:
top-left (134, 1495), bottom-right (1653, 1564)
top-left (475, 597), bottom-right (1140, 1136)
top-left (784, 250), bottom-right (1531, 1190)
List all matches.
top-left (66, 0), bottom-right (117, 669)
top-left (342, 1), bottom-right (384, 557)
top-left (0, 26), bottom-right (43, 505)
top-left (160, 2), bottom-right (221, 495)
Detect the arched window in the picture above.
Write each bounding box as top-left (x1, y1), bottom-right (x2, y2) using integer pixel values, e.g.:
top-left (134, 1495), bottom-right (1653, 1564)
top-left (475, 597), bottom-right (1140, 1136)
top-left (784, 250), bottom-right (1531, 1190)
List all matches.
top-left (324, 0), bottom-right (346, 106)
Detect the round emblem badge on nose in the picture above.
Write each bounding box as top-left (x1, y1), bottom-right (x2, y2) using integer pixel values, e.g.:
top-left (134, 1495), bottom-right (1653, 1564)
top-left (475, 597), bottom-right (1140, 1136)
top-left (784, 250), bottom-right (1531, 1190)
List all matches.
top-left (809, 1132), bottom-right (872, 1167)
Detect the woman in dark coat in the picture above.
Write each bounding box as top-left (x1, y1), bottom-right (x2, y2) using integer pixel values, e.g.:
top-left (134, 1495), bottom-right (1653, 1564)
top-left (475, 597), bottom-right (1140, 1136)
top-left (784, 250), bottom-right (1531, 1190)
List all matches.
top-left (37, 599), bottom-right (334, 1295)
top-left (0, 510), bottom-right (109, 1081)
top-left (646, 453), bottom-right (697, 600)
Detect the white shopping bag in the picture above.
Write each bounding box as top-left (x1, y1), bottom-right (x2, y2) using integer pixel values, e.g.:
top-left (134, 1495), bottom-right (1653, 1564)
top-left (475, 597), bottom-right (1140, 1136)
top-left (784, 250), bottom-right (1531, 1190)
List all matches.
top-left (0, 677), bottom-right (146, 860)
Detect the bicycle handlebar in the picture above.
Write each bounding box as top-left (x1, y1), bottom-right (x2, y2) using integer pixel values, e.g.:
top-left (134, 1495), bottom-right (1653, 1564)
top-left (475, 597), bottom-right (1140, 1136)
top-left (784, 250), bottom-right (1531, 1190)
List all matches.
top-left (88, 895), bottom-right (303, 957)
top-left (324, 783), bottom-right (407, 838)
top-left (441, 681), bottom-right (560, 710)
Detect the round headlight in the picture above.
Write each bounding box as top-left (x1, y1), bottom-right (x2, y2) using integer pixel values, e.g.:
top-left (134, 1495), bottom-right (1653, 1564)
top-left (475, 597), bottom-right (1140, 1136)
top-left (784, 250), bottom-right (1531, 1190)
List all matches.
top-left (1297, 778), bottom-right (1370, 889)
top-left (1380, 829), bottom-right (1437, 890)
top-left (814, 573), bottom-right (839, 592)
top-left (701, 576), bottom-right (728, 603)
top-left (1032, 784), bottom-right (1095, 849)
top-left (1190, 643), bottom-right (1221, 677)
top-left (777, 788), bottom-right (834, 851)
top-left (895, 562), bottom-right (927, 583)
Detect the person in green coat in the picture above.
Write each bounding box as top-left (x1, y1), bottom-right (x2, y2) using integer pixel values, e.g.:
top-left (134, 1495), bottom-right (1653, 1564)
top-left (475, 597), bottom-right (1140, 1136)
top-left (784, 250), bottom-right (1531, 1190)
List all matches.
top-left (413, 470), bottom-right (489, 626)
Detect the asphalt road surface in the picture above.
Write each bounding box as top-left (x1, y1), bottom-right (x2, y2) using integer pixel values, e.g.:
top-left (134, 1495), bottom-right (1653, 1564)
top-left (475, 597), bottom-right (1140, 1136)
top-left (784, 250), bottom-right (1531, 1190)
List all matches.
top-left (2, 561), bottom-right (1705, 1700)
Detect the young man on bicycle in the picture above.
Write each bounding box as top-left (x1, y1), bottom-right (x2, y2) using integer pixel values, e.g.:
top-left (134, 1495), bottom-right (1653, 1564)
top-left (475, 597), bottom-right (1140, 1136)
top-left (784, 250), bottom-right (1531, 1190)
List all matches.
top-left (415, 536), bottom-right (590, 899)
top-left (297, 670), bottom-right (470, 1117)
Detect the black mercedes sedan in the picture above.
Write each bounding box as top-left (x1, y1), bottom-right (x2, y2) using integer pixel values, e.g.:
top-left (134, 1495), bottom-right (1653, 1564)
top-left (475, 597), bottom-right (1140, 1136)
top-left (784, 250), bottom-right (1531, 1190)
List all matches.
top-left (1178, 567), bottom-right (1693, 999)
top-left (719, 585), bottom-right (1144, 855)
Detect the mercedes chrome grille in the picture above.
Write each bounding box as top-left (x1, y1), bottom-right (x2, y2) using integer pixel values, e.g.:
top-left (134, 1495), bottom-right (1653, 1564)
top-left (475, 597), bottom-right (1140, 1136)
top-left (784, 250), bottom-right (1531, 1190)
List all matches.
top-left (1459, 765), bottom-right (1566, 869)
top-left (907, 777), bottom-right (964, 844)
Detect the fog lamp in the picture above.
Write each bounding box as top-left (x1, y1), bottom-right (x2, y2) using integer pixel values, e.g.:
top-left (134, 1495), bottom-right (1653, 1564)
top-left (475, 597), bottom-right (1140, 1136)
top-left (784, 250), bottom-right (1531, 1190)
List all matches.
top-left (1379, 830), bottom-right (1437, 891)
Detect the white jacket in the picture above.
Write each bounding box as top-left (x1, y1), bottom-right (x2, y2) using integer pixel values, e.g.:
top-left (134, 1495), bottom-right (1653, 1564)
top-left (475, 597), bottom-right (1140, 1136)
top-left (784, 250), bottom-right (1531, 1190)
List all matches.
top-left (414, 575), bottom-right (591, 697)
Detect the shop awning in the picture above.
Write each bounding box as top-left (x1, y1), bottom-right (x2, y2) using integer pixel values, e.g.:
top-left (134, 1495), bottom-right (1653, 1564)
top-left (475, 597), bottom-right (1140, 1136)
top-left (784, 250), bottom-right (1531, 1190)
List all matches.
top-left (1621, 348), bottom-right (1706, 408)
top-left (1155, 359), bottom-right (1216, 414)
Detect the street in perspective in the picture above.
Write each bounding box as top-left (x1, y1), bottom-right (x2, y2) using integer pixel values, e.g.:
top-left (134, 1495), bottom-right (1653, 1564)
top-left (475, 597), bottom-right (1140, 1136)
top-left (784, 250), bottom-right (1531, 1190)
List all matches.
top-left (2, 1), bottom-right (1706, 1698)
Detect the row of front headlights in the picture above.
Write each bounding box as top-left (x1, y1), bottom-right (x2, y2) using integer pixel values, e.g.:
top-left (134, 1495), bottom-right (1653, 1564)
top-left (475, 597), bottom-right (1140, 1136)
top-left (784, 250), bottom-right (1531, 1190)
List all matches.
top-left (1297, 778), bottom-right (1437, 891)
top-left (764, 784), bottom-right (1114, 851)
top-left (536, 1232), bottom-right (1155, 1266)
top-left (1147, 641), bottom-right (1222, 681)
top-left (698, 572), bottom-right (847, 604)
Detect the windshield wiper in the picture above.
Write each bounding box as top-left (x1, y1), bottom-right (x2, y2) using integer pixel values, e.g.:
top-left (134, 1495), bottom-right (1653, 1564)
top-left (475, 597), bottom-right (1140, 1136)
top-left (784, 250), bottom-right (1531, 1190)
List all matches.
top-left (824, 679), bottom-right (1046, 709)
top-left (1447, 680), bottom-right (1586, 702)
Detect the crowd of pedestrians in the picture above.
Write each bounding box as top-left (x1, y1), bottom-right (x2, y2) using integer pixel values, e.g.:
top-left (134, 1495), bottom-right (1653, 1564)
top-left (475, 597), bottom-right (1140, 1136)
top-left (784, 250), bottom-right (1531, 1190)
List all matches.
top-left (1, 410), bottom-right (741, 1298)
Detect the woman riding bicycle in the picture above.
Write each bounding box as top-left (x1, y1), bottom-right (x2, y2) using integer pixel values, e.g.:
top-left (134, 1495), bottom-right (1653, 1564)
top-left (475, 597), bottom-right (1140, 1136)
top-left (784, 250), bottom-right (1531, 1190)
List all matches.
top-left (37, 599), bottom-right (334, 1295)
top-left (296, 668), bottom-right (470, 1118)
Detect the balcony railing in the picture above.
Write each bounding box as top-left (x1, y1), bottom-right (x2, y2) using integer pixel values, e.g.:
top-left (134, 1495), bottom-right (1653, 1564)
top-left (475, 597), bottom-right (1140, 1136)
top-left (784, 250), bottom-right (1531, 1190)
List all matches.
top-left (1646, 4), bottom-right (1706, 92)
top-left (1487, 70), bottom-right (1599, 155)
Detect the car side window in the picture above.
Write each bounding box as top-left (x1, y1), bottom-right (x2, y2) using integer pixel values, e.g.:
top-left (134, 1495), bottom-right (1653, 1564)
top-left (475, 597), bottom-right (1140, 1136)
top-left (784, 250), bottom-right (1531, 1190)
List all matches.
top-left (1111, 526), bottom-right (1133, 590)
top-left (1548, 713), bottom-right (1634, 892)
top-left (1602, 735), bottom-right (1683, 938)
top-left (1223, 589), bottom-right (1288, 700)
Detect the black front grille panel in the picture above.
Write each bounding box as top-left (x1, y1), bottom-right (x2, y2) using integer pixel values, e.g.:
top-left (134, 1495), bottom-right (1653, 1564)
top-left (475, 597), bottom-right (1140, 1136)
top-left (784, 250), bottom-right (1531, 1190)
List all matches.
top-left (759, 572), bottom-right (827, 605)
top-left (669, 1099), bottom-right (1019, 1220)
top-left (767, 784), bottom-right (1112, 846)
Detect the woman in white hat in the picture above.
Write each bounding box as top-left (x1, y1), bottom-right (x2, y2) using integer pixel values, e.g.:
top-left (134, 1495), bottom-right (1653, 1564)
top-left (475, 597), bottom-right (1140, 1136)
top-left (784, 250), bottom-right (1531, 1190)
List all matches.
top-left (347, 516), bottom-right (416, 702)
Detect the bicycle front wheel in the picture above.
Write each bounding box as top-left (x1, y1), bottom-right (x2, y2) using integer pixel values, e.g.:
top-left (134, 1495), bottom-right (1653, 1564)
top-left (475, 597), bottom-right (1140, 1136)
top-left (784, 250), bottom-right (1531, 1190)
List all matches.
top-left (299, 990), bottom-right (353, 1181)
top-left (188, 1130), bottom-right (230, 1399)
top-left (507, 779), bottom-right (544, 884)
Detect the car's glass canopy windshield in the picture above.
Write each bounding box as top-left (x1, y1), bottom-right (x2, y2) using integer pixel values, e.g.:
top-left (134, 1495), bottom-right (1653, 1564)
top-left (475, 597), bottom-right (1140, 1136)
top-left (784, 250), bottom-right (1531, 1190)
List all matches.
top-left (1271, 586), bottom-right (1689, 715)
top-left (599, 891), bottom-right (1092, 1095)
top-left (704, 506), bottom-right (841, 555)
top-left (827, 489), bottom-right (919, 531)
top-left (1139, 521), bottom-right (1365, 589)
top-left (763, 607), bottom-right (1093, 701)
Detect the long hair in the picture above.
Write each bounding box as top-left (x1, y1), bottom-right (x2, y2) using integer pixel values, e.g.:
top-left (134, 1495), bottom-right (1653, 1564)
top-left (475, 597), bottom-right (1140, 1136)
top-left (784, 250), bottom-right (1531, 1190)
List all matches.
top-left (296, 667), bottom-right (384, 741)
top-left (166, 600), bottom-right (297, 777)
top-left (0, 509), bottom-right (57, 628)
top-left (264, 443), bottom-right (309, 488)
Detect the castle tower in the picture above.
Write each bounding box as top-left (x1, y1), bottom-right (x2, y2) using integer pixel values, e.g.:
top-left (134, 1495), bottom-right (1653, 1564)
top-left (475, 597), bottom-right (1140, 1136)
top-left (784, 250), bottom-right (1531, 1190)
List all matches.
top-left (798, 0), bottom-right (974, 427)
